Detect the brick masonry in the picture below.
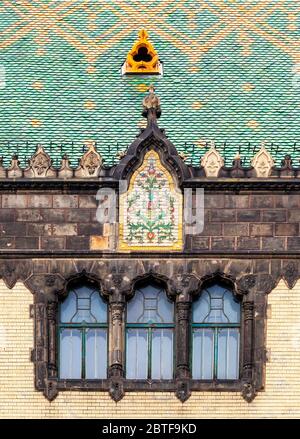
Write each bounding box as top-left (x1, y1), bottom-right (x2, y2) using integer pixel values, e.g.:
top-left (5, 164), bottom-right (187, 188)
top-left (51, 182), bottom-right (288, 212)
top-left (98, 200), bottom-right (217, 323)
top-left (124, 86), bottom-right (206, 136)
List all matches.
top-left (0, 278), bottom-right (299, 418)
top-left (0, 191), bottom-right (300, 252)
top-left (188, 193), bottom-right (300, 253)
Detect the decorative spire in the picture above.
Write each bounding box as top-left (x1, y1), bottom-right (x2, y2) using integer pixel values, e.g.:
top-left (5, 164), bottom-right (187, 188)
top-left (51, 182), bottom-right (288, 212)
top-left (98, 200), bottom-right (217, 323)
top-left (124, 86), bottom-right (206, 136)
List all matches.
top-left (142, 84), bottom-right (161, 127)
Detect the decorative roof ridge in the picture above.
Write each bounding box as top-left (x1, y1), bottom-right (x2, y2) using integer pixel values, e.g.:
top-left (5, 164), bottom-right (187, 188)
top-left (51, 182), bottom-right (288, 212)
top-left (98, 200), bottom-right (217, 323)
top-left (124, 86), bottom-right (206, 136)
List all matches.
top-left (0, 94), bottom-right (299, 180)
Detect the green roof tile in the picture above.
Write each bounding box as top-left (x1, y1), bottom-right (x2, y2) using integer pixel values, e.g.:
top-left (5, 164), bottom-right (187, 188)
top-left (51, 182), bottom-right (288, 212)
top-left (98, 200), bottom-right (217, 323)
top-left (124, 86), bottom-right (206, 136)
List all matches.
top-left (0, 1), bottom-right (299, 168)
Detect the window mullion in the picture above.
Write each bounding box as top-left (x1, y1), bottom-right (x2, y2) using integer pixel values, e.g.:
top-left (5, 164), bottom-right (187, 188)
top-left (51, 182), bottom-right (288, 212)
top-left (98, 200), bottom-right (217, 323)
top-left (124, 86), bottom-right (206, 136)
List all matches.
top-left (148, 327), bottom-right (152, 380)
top-left (81, 327), bottom-right (86, 379)
top-left (214, 327), bottom-right (218, 379)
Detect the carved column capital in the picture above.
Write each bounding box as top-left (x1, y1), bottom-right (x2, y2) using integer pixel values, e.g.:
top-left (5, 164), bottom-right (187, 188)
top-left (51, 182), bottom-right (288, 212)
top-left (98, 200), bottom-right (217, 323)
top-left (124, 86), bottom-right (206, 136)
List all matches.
top-left (25, 273), bottom-right (65, 298)
top-left (102, 271), bottom-right (131, 299)
top-left (170, 273), bottom-right (199, 300)
top-left (237, 274), bottom-right (256, 295)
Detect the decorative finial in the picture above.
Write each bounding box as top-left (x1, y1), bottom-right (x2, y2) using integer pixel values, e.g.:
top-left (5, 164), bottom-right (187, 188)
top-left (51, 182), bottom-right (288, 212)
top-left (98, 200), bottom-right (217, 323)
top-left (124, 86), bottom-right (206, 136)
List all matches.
top-left (138, 29), bottom-right (148, 40)
top-left (122, 29), bottom-right (162, 75)
top-left (142, 84), bottom-right (161, 127)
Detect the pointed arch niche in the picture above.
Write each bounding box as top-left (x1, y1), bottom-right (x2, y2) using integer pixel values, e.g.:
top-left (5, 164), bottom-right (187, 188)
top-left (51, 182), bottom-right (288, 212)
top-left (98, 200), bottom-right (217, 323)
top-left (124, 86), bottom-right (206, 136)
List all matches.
top-left (119, 150), bottom-right (183, 251)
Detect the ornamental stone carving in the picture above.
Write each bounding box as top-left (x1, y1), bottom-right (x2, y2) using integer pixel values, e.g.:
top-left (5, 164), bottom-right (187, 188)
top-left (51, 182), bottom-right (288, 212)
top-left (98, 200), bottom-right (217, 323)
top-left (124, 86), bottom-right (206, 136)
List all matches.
top-left (7, 154), bottom-right (22, 178)
top-left (75, 144), bottom-right (102, 177)
top-left (25, 145), bottom-right (56, 178)
top-left (58, 154), bottom-right (73, 179)
top-left (201, 146), bottom-right (224, 177)
top-left (0, 157), bottom-right (6, 178)
top-left (251, 146), bottom-right (274, 178)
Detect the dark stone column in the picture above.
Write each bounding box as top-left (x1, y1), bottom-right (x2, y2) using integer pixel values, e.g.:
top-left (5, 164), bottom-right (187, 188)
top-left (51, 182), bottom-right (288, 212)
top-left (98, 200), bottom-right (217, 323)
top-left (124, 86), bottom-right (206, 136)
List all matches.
top-left (241, 300), bottom-right (255, 402)
top-left (47, 301), bottom-right (58, 378)
top-left (175, 301), bottom-right (191, 380)
top-left (108, 299), bottom-right (125, 379)
top-left (108, 293), bottom-right (125, 402)
top-left (175, 298), bottom-right (192, 403)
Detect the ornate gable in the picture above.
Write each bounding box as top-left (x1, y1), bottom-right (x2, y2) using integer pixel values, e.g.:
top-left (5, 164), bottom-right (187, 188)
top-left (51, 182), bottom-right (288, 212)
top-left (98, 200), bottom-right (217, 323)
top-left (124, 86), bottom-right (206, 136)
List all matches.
top-left (119, 150), bottom-right (183, 251)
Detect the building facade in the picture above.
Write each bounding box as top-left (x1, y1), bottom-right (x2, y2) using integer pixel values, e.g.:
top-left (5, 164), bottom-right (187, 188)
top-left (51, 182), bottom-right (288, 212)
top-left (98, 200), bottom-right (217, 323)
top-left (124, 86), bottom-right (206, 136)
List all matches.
top-left (0, 1), bottom-right (300, 419)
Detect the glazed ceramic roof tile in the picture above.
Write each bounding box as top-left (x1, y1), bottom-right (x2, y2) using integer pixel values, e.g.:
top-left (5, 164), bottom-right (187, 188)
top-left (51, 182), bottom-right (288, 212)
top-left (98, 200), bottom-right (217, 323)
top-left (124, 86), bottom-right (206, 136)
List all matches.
top-left (0, 1), bottom-right (299, 168)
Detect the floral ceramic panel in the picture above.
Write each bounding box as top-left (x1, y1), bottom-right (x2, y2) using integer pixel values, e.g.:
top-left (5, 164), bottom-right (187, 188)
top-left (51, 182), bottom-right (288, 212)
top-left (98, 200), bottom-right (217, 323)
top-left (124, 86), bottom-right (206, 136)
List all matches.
top-left (119, 150), bottom-right (182, 251)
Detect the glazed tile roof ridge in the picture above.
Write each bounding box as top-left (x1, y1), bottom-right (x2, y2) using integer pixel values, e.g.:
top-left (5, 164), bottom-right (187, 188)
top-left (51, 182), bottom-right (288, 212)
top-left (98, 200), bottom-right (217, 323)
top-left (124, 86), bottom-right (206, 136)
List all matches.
top-left (0, 90), bottom-right (300, 181)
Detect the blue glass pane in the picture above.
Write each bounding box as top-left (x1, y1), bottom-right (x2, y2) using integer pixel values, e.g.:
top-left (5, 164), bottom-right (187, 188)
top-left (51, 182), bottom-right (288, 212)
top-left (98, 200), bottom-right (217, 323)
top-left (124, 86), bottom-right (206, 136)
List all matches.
top-left (60, 285), bottom-right (107, 323)
top-left (127, 290), bottom-right (144, 323)
top-left (127, 284), bottom-right (173, 323)
top-left (90, 292), bottom-right (107, 323)
top-left (157, 290), bottom-right (174, 323)
top-left (60, 291), bottom-right (77, 323)
top-left (59, 329), bottom-right (82, 379)
top-left (193, 284), bottom-right (240, 324)
top-left (223, 291), bottom-right (240, 323)
top-left (192, 290), bottom-right (210, 323)
top-left (192, 328), bottom-right (214, 379)
top-left (217, 329), bottom-right (240, 379)
top-left (86, 329), bottom-right (107, 379)
top-left (126, 329), bottom-right (148, 379)
top-left (151, 329), bottom-right (173, 379)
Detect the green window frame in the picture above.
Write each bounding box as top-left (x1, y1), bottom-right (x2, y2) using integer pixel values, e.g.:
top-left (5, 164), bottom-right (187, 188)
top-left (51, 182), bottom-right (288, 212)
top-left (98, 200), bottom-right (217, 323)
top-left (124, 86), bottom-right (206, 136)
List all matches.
top-left (191, 283), bottom-right (241, 381)
top-left (125, 283), bottom-right (175, 380)
top-left (58, 282), bottom-right (108, 380)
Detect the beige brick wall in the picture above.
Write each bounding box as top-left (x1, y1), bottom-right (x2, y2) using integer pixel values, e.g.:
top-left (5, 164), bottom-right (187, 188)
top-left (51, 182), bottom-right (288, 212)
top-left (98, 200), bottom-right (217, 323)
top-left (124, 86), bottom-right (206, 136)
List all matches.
top-left (0, 278), bottom-right (299, 418)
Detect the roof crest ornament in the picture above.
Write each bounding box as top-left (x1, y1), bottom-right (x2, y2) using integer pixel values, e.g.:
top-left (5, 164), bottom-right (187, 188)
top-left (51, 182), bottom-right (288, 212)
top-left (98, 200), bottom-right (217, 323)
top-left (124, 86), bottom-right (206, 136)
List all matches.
top-left (251, 144), bottom-right (274, 177)
top-left (142, 84), bottom-right (161, 128)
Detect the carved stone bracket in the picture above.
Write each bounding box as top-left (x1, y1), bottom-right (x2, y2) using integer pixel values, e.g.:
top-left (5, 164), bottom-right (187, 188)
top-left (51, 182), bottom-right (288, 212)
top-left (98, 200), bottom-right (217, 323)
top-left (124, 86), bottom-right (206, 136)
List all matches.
top-left (109, 379), bottom-right (124, 403)
top-left (25, 273), bottom-right (65, 298)
top-left (282, 260), bottom-right (299, 289)
top-left (241, 382), bottom-right (256, 403)
top-left (43, 379), bottom-right (58, 402)
top-left (0, 259), bottom-right (32, 289)
top-left (176, 379), bottom-right (191, 403)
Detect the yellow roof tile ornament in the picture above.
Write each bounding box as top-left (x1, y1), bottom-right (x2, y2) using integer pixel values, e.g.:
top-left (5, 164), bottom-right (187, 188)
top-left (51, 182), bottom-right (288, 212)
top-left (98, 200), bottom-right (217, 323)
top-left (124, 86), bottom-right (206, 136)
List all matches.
top-left (122, 29), bottom-right (163, 75)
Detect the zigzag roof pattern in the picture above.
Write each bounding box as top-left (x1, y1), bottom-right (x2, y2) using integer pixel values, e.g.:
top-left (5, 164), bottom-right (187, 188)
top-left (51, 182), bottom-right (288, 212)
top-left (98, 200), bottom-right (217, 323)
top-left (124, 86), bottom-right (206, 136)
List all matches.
top-left (0, 1), bottom-right (299, 168)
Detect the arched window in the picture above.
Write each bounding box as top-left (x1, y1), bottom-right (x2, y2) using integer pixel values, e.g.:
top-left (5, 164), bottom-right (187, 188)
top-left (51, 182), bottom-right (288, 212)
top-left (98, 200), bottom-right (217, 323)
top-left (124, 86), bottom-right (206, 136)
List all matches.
top-left (126, 283), bottom-right (174, 379)
top-left (58, 283), bottom-right (108, 379)
top-left (192, 283), bottom-right (240, 380)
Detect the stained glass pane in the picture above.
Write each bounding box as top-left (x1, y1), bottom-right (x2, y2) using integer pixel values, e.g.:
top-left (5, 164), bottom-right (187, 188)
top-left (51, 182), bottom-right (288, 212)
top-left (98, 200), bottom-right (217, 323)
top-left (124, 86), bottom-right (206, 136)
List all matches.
top-left (60, 285), bottom-right (107, 323)
top-left (217, 329), bottom-right (240, 379)
top-left (126, 329), bottom-right (148, 379)
top-left (192, 328), bottom-right (214, 379)
top-left (59, 329), bottom-right (82, 379)
top-left (127, 284), bottom-right (173, 323)
top-left (151, 329), bottom-right (173, 379)
top-left (193, 284), bottom-right (240, 323)
top-left (86, 329), bottom-right (107, 379)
